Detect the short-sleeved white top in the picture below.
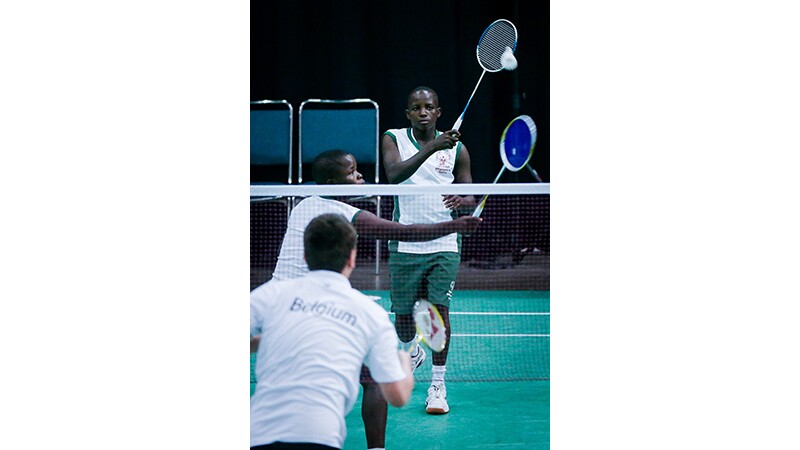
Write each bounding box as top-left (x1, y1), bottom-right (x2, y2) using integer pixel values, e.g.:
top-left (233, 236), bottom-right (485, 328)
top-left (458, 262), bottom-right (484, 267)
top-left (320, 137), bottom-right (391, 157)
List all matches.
top-left (250, 270), bottom-right (405, 448)
top-left (271, 196), bottom-right (363, 281)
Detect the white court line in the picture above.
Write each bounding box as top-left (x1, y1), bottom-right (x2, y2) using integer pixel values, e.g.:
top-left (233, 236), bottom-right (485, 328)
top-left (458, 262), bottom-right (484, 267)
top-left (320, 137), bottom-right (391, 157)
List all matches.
top-left (450, 312), bottom-right (549, 316)
top-left (251, 182), bottom-right (549, 196)
top-left (454, 333), bottom-right (550, 337)
top-left (385, 311), bottom-right (549, 316)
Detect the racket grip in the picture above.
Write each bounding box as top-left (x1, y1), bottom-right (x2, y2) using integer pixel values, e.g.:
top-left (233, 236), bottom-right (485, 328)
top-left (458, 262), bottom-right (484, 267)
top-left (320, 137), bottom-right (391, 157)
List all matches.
top-left (527, 166), bottom-right (543, 182)
top-left (472, 196), bottom-right (488, 218)
top-left (452, 116), bottom-right (463, 131)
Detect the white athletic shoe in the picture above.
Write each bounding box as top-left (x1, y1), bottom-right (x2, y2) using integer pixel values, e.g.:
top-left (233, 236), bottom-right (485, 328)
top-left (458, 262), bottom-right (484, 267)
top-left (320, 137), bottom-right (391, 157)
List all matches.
top-left (410, 344), bottom-right (426, 373)
top-left (425, 383), bottom-right (449, 414)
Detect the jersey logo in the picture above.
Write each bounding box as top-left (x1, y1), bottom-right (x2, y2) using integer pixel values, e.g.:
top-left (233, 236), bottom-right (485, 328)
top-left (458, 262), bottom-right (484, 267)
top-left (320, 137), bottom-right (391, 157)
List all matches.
top-left (290, 297), bottom-right (357, 327)
top-left (435, 151), bottom-right (453, 174)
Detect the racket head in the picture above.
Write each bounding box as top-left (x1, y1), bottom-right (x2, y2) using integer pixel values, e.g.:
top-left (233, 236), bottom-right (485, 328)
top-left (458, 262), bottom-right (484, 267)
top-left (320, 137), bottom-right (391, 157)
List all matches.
top-left (476, 19), bottom-right (518, 72)
top-left (413, 300), bottom-right (447, 352)
top-left (500, 115), bottom-right (537, 172)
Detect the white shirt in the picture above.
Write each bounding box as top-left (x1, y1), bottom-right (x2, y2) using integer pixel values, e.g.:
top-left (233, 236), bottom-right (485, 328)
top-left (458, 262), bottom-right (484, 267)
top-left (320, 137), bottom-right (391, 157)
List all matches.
top-left (271, 196), bottom-right (363, 281)
top-left (384, 128), bottom-right (461, 254)
top-left (250, 270), bottom-right (405, 448)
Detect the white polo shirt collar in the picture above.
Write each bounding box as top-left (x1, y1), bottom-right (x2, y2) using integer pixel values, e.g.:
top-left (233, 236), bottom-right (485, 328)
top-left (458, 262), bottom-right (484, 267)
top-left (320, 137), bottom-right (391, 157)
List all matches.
top-left (306, 270), bottom-right (352, 289)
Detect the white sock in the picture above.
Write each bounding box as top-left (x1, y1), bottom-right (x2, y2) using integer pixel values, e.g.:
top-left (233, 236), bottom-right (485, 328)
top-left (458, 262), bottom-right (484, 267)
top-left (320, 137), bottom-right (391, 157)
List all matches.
top-left (431, 364), bottom-right (446, 384)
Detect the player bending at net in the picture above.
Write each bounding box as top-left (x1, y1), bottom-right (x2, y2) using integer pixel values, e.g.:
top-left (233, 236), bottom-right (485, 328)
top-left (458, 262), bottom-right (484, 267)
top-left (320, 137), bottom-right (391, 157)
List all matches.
top-left (251, 149), bottom-right (481, 449)
top-left (382, 86), bottom-right (477, 415)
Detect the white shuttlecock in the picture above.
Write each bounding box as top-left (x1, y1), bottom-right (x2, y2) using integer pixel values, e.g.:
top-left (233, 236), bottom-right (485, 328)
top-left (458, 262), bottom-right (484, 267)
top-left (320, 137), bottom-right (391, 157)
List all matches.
top-left (501, 46), bottom-right (517, 71)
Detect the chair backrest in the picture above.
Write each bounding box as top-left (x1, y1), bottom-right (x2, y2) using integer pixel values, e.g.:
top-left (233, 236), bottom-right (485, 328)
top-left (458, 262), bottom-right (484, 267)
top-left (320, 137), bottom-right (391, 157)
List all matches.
top-left (250, 100), bottom-right (293, 184)
top-left (298, 99), bottom-right (379, 184)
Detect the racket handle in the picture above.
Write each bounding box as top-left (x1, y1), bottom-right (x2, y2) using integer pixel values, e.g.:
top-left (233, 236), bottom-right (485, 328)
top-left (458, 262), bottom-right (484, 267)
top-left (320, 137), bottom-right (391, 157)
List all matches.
top-left (472, 195), bottom-right (488, 218)
top-left (526, 165), bottom-right (543, 182)
top-left (472, 167), bottom-right (504, 218)
top-left (452, 116), bottom-right (463, 131)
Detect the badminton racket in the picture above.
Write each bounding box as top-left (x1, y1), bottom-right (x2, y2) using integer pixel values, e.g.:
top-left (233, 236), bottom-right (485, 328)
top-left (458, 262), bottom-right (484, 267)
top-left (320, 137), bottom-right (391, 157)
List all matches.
top-left (473, 115), bottom-right (539, 218)
top-left (452, 19), bottom-right (518, 131)
top-left (409, 300), bottom-right (447, 352)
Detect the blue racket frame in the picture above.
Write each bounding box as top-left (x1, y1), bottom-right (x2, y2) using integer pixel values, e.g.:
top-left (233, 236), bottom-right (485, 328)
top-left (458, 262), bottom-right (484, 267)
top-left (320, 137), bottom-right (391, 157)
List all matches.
top-left (500, 115), bottom-right (537, 172)
top-left (472, 114), bottom-right (539, 217)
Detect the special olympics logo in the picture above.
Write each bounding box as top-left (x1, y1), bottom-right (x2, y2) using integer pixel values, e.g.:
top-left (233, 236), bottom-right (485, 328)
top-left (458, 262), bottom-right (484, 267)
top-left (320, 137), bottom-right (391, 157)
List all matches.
top-left (435, 152), bottom-right (452, 174)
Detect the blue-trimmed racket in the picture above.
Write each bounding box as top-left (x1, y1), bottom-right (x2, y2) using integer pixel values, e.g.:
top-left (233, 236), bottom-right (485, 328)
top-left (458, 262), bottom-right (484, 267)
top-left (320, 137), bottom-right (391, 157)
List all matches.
top-left (452, 19), bottom-right (518, 131)
top-left (473, 115), bottom-right (539, 218)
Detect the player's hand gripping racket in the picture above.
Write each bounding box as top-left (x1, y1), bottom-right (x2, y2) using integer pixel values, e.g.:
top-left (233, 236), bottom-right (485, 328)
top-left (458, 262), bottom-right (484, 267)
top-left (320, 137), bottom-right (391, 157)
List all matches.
top-left (410, 300), bottom-right (447, 352)
top-left (473, 115), bottom-right (540, 218)
top-left (452, 19), bottom-right (518, 131)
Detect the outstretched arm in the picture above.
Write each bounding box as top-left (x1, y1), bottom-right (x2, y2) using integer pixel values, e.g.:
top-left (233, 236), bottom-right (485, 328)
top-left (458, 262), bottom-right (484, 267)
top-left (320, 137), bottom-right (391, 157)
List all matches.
top-left (354, 209), bottom-right (481, 241)
top-left (381, 131), bottom-right (461, 184)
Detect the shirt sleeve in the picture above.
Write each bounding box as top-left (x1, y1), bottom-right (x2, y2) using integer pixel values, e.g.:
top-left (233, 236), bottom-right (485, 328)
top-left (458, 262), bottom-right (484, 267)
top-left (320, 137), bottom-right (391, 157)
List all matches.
top-left (324, 200), bottom-right (362, 223)
top-left (363, 312), bottom-right (407, 383)
top-left (250, 282), bottom-right (278, 336)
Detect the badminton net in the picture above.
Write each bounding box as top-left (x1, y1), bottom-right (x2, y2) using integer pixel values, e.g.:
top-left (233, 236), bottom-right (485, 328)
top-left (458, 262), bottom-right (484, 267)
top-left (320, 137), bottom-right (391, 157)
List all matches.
top-left (250, 183), bottom-right (549, 386)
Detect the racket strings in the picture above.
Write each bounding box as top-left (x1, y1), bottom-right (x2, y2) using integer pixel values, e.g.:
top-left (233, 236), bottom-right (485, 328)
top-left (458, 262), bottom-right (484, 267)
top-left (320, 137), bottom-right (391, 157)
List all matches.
top-left (414, 301), bottom-right (447, 352)
top-left (477, 21), bottom-right (517, 71)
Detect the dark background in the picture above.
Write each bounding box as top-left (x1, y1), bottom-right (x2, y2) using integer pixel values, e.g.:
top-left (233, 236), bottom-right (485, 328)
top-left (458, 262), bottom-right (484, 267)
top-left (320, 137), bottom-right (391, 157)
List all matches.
top-left (251, 0), bottom-right (549, 184)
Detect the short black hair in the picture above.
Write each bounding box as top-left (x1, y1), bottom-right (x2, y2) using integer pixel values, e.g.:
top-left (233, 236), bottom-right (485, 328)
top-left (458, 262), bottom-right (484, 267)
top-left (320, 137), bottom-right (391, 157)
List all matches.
top-left (304, 213), bottom-right (358, 272)
top-left (407, 86), bottom-right (439, 107)
top-left (312, 149), bottom-right (352, 184)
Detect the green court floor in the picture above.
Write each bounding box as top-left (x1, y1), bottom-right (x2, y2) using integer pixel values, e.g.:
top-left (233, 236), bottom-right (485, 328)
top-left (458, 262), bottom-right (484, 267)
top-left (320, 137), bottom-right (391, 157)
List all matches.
top-left (251, 290), bottom-right (549, 449)
top-left (344, 380), bottom-right (549, 449)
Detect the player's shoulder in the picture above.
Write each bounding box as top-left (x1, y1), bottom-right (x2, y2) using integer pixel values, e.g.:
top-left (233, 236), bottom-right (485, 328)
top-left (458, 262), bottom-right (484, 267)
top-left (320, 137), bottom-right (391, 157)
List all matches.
top-left (293, 195), bottom-right (321, 208)
top-left (383, 128), bottom-right (408, 143)
top-left (335, 285), bottom-right (367, 303)
top-left (251, 277), bottom-right (301, 299)
top-left (352, 291), bottom-right (390, 319)
top-left (300, 195), bottom-right (345, 208)
top-left (342, 287), bottom-right (376, 306)
top-left (383, 127), bottom-right (406, 135)
top-left (294, 196), bottom-right (352, 216)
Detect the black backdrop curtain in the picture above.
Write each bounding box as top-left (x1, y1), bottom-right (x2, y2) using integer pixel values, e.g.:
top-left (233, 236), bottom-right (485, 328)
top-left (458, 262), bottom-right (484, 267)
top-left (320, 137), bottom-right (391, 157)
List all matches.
top-left (251, 0), bottom-right (549, 183)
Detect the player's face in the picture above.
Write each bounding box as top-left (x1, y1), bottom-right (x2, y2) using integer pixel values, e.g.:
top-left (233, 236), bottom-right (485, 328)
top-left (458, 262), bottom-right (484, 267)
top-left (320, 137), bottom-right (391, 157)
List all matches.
top-left (333, 154), bottom-right (364, 184)
top-left (406, 90), bottom-right (441, 131)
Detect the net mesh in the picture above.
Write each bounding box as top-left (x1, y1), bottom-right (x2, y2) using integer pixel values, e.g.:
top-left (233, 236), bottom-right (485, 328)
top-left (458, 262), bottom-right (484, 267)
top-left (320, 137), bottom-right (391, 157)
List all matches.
top-left (250, 183), bottom-right (549, 387)
top-left (477, 19), bottom-right (517, 71)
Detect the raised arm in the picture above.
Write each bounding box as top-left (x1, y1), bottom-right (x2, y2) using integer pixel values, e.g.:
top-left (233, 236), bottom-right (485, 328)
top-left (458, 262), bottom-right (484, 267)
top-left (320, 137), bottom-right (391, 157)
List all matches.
top-left (381, 131), bottom-right (461, 184)
top-left (354, 209), bottom-right (481, 241)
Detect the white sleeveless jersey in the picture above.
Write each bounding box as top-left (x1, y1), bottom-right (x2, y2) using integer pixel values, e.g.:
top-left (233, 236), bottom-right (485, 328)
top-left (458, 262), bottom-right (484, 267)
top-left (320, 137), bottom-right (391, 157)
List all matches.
top-left (384, 128), bottom-right (461, 254)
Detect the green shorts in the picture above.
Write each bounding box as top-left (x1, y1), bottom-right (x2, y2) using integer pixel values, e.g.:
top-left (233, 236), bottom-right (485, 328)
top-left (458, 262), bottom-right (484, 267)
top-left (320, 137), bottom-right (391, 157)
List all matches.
top-left (389, 251), bottom-right (461, 315)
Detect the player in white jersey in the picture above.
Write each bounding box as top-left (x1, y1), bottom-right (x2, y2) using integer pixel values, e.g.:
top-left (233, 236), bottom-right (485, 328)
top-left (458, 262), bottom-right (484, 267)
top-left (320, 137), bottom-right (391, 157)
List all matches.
top-left (252, 150), bottom-right (481, 449)
top-left (251, 214), bottom-right (414, 449)
top-left (272, 150), bottom-right (480, 282)
top-left (381, 86), bottom-right (477, 415)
